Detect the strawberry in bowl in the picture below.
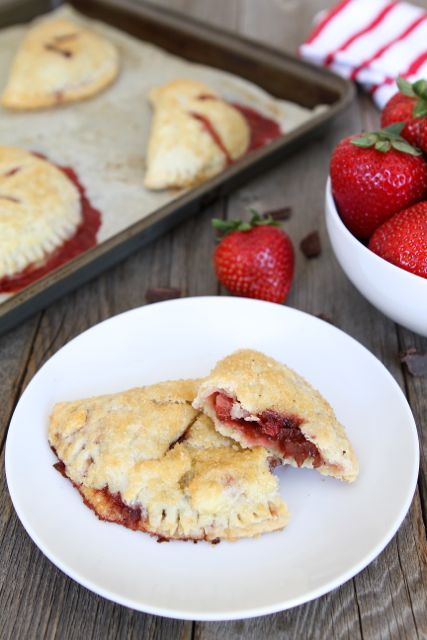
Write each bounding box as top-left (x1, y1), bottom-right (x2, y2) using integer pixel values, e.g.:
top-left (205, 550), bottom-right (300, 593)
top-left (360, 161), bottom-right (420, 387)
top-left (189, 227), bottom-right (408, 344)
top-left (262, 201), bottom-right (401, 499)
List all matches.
top-left (330, 124), bottom-right (427, 240)
top-left (326, 124), bottom-right (427, 335)
top-left (369, 202), bottom-right (427, 279)
top-left (381, 77), bottom-right (427, 154)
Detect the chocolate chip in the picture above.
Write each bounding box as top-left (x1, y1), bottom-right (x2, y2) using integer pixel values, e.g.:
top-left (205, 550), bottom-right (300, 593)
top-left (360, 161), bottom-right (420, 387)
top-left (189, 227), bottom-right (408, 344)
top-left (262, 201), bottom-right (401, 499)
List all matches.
top-left (300, 231), bottom-right (322, 258)
top-left (262, 206), bottom-right (292, 221)
top-left (145, 287), bottom-right (182, 304)
top-left (316, 313), bottom-right (335, 326)
top-left (399, 348), bottom-right (427, 377)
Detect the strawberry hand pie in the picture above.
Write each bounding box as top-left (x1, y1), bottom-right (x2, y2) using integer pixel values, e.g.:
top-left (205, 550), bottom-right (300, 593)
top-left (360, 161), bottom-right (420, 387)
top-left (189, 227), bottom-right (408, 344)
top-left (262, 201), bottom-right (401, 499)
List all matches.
top-left (193, 349), bottom-right (359, 483)
top-left (1, 17), bottom-right (119, 110)
top-left (49, 380), bottom-right (289, 542)
top-left (144, 79), bottom-right (250, 190)
top-left (0, 146), bottom-right (100, 292)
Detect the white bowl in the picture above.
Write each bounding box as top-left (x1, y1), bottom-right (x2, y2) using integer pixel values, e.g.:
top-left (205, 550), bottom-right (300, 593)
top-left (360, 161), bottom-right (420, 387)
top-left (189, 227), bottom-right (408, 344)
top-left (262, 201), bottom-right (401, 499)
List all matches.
top-left (325, 178), bottom-right (427, 337)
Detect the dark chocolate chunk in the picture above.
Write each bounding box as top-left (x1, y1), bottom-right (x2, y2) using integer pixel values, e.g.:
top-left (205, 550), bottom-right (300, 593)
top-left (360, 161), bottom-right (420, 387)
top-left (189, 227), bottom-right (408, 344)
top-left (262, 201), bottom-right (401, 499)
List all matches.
top-left (316, 313), bottom-right (335, 326)
top-left (145, 287), bottom-right (182, 304)
top-left (300, 231), bottom-right (322, 258)
top-left (399, 348), bottom-right (427, 377)
top-left (262, 206), bottom-right (292, 221)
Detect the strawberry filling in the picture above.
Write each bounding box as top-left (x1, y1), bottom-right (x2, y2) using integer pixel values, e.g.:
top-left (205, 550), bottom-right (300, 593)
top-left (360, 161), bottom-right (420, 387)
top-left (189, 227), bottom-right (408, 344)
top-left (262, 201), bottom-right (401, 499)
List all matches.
top-left (190, 96), bottom-right (282, 163)
top-left (211, 392), bottom-right (322, 468)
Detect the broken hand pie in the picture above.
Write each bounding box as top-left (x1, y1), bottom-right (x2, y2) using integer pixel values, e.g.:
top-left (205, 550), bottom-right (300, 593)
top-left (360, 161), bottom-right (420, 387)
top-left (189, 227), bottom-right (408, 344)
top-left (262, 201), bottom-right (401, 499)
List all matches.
top-left (193, 349), bottom-right (359, 483)
top-left (49, 380), bottom-right (288, 542)
top-left (1, 17), bottom-right (119, 110)
top-left (0, 146), bottom-right (83, 281)
top-left (144, 79), bottom-right (250, 190)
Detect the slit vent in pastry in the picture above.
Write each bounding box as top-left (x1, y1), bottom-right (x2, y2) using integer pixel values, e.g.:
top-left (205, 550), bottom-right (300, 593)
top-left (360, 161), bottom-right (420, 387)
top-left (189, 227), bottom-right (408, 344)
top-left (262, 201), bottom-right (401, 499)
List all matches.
top-left (193, 349), bottom-right (359, 483)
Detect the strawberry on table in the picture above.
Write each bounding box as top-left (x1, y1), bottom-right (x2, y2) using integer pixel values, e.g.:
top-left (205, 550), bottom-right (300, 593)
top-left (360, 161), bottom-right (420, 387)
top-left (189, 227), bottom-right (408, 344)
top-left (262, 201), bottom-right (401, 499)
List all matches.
top-left (330, 124), bottom-right (427, 239)
top-left (368, 202), bottom-right (427, 279)
top-left (381, 77), bottom-right (427, 152)
top-left (212, 211), bottom-right (294, 303)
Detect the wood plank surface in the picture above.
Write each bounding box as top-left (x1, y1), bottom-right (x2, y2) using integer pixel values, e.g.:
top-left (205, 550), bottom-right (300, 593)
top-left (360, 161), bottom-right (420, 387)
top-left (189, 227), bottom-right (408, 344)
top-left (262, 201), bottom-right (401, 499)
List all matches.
top-left (1, 0), bottom-right (427, 639)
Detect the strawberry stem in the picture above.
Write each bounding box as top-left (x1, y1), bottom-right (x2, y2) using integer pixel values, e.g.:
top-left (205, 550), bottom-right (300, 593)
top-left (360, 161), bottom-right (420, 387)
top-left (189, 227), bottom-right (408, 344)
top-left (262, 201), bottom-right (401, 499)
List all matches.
top-left (351, 124), bottom-right (422, 155)
top-left (212, 210), bottom-right (280, 236)
top-left (396, 76), bottom-right (427, 118)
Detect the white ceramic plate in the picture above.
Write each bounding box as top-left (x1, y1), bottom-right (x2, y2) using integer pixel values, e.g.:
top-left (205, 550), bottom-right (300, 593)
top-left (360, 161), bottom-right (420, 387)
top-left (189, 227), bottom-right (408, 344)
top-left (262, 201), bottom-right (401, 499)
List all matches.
top-left (5, 297), bottom-right (419, 621)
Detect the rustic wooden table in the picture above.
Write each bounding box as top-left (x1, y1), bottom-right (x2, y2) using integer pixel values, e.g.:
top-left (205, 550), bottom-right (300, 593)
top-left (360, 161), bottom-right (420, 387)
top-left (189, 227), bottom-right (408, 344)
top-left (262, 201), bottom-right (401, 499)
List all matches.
top-left (1, 1), bottom-right (427, 638)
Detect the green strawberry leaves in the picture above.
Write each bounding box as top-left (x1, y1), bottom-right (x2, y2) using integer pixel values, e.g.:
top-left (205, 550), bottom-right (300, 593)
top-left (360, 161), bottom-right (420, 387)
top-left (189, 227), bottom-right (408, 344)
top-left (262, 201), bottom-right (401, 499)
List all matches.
top-left (396, 76), bottom-right (427, 118)
top-left (351, 123), bottom-right (422, 156)
top-left (212, 210), bottom-right (280, 236)
top-left (397, 76), bottom-right (416, 97)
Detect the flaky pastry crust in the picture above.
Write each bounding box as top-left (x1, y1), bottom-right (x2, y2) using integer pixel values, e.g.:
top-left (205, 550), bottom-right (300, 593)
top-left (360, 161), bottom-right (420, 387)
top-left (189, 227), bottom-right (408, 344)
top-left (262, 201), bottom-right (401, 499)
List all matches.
top-left (1, 18), bottom-right (119, 110)
top-left (49, 381), bottom-right (288, 541)
top-left (0, 146), bottom-right (82, 279)
top-left (193, 349), bottom-right (359, 483)
top-left (144, 79), bottom-right (250, 190)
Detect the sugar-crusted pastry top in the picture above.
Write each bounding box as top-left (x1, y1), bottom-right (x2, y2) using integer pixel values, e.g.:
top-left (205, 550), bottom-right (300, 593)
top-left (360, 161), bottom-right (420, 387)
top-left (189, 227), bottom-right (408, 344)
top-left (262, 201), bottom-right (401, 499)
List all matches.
top-left (1, 17), bottom-right (119, 110)
top-left (194, 349), bottom-right (359, 483)
top-left (49, 380), bottom-right (288, 541)
top-left (49, 380), bottom-right (200, 492)
top-left (183, 412), bottom-right (237, 450)
top-left (144, 79), bottom-right (250, 190)
top-left (0, 146), bottom-right (82, 280)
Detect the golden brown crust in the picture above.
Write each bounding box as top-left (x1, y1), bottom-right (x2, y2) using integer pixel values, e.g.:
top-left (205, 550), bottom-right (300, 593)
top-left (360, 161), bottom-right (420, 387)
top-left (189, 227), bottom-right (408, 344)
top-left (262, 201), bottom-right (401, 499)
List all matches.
top-left (183, 413), bottom-right (237, 450)
top-left (194, 349), bottom-right (359, 483)
top-left (1, 17), bottom-right (119, 110)
top-left (49, 382), bottom-right (288, 541)
top-left (0, 146), bottom-right (82, 279)
top-left (144, 79), bottom-right (250, 190)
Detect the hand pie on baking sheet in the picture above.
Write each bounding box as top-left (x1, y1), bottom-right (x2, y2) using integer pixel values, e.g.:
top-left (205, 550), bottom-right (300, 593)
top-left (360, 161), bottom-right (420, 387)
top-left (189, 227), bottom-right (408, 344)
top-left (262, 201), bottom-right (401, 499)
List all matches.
top-left (49, 380), bottom-right (288, 542)
top-left (0, 146), bottom-right (82, 281)
top-left (193, 349), bottom-right (359, 483)
top-left (1, 18), bottom-right (119, 110)
top-left (144, 79), bottom-right (250, 190)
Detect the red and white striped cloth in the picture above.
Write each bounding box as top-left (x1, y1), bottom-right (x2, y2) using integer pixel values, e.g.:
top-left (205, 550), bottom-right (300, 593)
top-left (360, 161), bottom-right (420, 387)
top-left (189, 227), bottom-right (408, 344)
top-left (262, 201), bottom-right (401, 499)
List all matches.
top-left (299, 0), bottom-right (427, 108)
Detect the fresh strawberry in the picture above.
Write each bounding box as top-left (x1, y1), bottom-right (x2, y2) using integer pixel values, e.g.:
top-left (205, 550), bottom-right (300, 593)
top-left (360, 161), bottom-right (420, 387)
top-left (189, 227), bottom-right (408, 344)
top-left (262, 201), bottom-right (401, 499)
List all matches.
top-left (419, 125), bottom-right (427, 156)
top-left (381, 77), bottom-right (427, 151)
top-left (212, 212), bottom-right (294, 303)
top-left (368, 202), bottom-right (427, 278)
top-left (330, 125), bottom-right (427, 239)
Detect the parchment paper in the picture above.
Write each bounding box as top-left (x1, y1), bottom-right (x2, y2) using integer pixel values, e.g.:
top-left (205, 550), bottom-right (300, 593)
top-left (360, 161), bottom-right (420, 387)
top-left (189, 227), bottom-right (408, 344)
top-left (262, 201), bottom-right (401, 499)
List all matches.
top-left (0, 5), bottom-right (324, 303)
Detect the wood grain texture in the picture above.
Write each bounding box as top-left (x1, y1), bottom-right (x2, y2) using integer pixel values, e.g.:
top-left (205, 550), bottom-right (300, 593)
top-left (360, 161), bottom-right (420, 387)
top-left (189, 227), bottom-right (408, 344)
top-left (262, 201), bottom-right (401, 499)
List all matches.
top-left (1, 0), bottom-right (427, 639)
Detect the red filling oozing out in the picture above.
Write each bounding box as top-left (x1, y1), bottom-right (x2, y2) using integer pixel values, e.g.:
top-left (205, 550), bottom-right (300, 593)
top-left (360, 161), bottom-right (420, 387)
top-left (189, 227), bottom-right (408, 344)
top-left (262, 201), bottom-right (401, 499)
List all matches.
top-left (0, 156), bottom-right (101, 293)
top-left (232, 103), bottom-right (282, 151)
top-left (212, 392), bottom-right (322, 468)
top-left (191, 95), bottom-right (282, 162)
top-left (54, 459), bottom-right (143, 530)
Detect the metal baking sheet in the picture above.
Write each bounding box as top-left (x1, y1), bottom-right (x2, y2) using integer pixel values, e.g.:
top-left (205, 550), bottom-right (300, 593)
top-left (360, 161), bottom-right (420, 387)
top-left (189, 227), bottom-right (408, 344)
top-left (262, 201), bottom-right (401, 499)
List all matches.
top-left (0, 0), bottom-right (354, 334)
